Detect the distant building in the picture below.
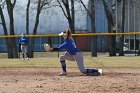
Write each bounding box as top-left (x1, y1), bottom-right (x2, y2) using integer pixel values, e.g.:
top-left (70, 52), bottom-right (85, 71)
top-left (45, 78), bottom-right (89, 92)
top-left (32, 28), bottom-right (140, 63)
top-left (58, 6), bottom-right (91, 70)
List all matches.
top-left (116, 0), bottom-right (140, 51)
top-left (86, 0), bottom-right (140, 52)
top-left (86, 0), bottom-right (111, 52)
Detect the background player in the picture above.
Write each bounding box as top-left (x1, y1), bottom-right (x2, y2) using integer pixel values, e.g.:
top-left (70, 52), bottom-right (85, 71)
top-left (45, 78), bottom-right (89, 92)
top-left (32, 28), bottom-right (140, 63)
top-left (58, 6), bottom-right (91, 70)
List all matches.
top-left (19, 33), bottom-right (29, 60)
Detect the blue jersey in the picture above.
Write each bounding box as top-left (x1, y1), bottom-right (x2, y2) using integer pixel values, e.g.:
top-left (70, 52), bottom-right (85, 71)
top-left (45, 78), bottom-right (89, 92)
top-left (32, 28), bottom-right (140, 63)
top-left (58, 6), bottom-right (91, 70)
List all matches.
top-left (19, 36), bottom-right (28, 45)
top-left (58, 38), bottom-right (80, 55)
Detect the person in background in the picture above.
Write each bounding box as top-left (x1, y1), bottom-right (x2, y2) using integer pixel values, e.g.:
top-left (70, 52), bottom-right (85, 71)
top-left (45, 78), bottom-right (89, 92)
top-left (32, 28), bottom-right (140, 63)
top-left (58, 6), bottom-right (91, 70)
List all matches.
top-left (19, 33), bottom-right (29, 60)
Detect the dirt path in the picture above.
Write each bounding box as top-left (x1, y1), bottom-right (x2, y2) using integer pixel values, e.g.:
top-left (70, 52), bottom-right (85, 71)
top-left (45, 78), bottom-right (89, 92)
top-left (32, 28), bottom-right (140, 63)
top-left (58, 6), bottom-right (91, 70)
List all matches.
top-left (0, 68), bottom-right (139, 93)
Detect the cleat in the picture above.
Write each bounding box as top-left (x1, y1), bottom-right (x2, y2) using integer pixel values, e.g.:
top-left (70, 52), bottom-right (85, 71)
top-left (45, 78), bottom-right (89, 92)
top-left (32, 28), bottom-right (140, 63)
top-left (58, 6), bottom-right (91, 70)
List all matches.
top-left (59, 72), bottom-right (67, 76)
top-left (26, 58), bottom-right (29, 60)
top-left (98, 69), bottom-right (103, 75)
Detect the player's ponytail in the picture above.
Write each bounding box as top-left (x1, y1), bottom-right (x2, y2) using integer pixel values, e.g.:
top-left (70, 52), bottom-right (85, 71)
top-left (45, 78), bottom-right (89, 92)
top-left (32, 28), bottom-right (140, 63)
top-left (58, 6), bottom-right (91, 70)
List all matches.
top-left (62, 28), bottom-right (72, 39)
top-left (64, 28), bottom-right (71, 39)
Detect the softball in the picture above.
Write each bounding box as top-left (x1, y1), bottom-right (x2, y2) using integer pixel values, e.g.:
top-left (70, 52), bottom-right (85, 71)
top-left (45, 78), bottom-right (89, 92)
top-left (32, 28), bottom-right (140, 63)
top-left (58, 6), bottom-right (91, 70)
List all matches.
top-left (45, 44), bottom-right (49, 47)
top-left (44, 43), bottom-right (50, 51)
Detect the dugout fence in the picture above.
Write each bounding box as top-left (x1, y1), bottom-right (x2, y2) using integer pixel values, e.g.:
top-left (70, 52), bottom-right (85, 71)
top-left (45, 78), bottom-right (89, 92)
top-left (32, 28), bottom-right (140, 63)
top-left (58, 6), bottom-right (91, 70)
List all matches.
top-left (0, 32), bottom-right (140, 58)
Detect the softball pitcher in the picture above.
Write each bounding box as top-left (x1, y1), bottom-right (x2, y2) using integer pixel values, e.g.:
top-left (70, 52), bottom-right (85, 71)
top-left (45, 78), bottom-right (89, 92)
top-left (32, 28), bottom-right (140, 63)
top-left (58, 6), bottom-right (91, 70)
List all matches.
top-left (48, 29), bottom-right (102, 76)
top-left (19, 33), bottom-right (29, 60)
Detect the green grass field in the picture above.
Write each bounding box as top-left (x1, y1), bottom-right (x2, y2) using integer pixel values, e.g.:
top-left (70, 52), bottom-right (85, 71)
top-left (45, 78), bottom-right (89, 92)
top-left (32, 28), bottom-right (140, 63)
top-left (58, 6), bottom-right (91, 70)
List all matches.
top-left (0, 55), bottom-right (140, 68)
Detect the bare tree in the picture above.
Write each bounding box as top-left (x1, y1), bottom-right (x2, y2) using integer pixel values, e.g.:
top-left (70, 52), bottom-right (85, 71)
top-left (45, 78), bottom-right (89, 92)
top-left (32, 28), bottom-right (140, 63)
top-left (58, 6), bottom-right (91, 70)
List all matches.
top-left (26, 0), bottom-right (30, 35)
top-left (119, 0), bottom-right (125, 56)
top-left (134, 0), bottom-right (140, 55)
top-left (79, 0), bottom-right (97, 57)
top-left (101, 0), bottom-right (116, 56)
top-left (57, 0), bottom-right (75, 33)
top-left (28, 0), bottom-right (52, 58)
top-left (5, 0), bottom-right (19, 58)
top-left (1, 0), bottom-right (20, 58)
top-left (0, 0), bottom-right (19, 58)
top-left (0, 0), bottom-right (13, 58)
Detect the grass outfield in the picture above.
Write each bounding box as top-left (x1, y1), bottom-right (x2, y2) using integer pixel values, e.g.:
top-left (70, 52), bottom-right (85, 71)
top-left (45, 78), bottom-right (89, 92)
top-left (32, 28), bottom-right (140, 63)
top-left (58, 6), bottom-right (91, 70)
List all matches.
top-left (0, 56), bottom-right (140, 68)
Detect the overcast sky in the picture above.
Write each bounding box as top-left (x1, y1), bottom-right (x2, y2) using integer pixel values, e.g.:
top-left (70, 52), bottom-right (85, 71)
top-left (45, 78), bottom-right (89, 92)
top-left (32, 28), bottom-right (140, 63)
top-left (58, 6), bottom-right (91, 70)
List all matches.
top-left (0, 0), bottom-right (89, 35)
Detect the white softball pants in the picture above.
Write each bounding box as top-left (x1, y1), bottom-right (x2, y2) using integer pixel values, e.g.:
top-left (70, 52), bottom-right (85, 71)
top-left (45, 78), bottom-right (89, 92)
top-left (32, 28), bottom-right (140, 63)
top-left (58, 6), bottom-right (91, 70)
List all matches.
top-left (21, 45), bottom-right (28, 54)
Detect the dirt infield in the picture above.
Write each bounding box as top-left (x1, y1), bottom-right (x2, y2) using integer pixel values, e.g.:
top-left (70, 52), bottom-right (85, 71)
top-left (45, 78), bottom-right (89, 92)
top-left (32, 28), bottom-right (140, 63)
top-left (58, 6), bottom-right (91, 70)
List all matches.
top-left (0, 68), bottom-right (139, 93)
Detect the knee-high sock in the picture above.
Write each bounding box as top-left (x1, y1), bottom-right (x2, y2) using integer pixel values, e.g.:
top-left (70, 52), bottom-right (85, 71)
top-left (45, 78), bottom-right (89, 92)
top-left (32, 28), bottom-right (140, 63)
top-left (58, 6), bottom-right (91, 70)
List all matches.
top-left (60, 60), bottom-right (66, 72)
top-left (22, 54), bottom-right (24, 58)
top-left (26, 53), bottom-right (28, 58)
